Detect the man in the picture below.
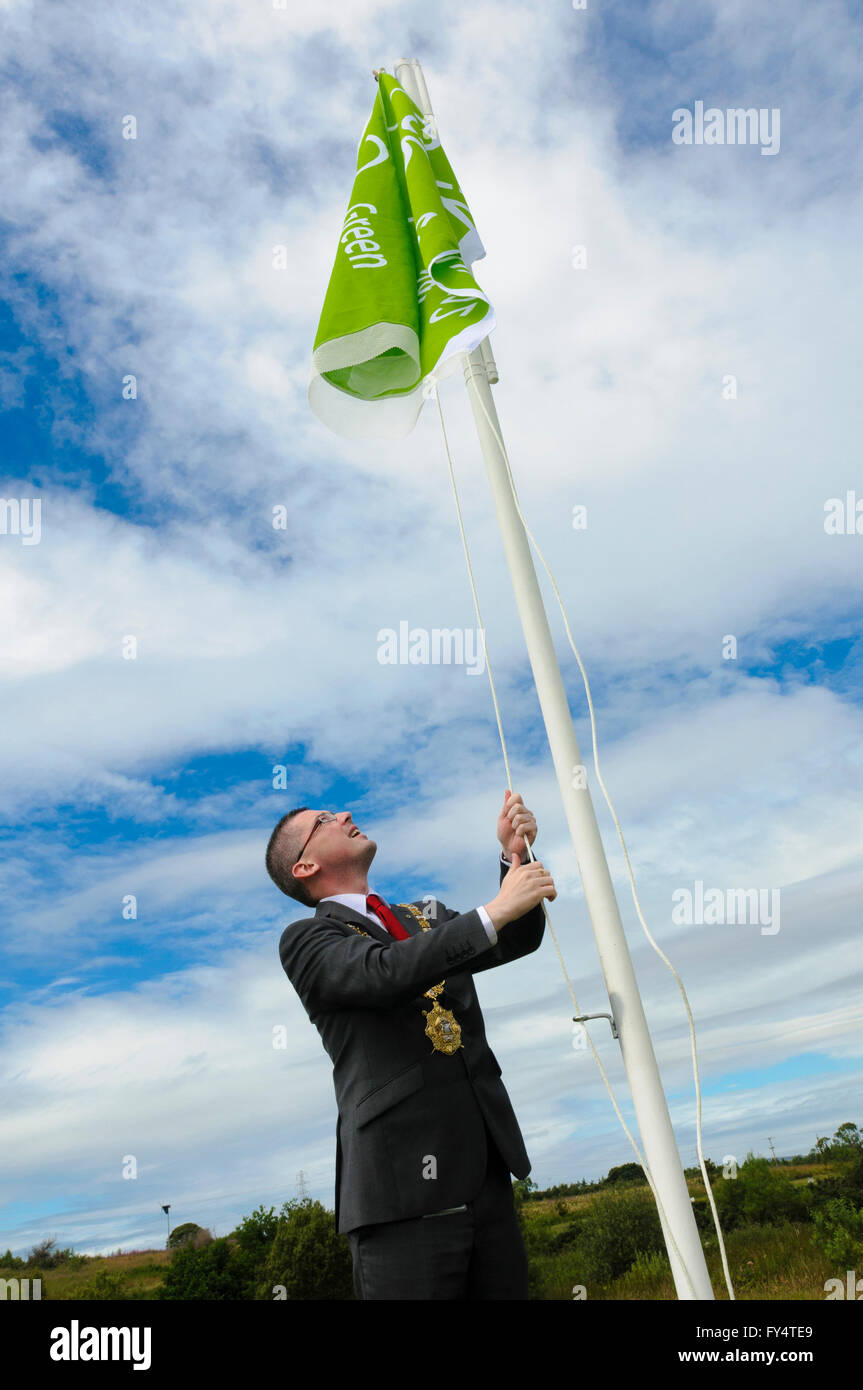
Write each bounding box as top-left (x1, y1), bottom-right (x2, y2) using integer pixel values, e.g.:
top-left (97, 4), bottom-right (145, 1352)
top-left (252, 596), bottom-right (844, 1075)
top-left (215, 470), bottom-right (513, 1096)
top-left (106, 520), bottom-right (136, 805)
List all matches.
top-left (267, 789), bottom-right (556, 1299)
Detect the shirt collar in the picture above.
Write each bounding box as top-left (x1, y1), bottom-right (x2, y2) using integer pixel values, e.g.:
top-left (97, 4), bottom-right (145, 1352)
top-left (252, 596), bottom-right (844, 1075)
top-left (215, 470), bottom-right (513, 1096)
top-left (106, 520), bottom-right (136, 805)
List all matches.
top-left (319, 891), bottom-right (375, 917)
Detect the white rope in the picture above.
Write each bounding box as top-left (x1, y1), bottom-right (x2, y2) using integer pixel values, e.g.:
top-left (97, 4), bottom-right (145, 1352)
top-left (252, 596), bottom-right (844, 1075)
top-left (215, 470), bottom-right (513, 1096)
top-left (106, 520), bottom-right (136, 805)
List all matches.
top-left (431, 365), bottom-right (734, 1301)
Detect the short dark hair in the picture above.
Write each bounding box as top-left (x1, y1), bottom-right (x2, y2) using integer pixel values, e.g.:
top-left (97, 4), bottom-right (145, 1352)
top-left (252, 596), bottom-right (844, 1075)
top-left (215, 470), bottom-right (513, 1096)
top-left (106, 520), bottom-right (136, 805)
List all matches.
top-left (266, 806), bottom-right (317, 908)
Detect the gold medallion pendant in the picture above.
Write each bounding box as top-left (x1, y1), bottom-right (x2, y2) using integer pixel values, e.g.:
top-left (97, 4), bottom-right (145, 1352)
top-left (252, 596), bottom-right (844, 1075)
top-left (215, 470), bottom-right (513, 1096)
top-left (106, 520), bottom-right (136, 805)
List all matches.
top-left (399, 902), bottom-right (464, 1056)
top-left (344, 901), bottom-right (463, 1054)
top-left (423, 997), bottom-right (463, 1054)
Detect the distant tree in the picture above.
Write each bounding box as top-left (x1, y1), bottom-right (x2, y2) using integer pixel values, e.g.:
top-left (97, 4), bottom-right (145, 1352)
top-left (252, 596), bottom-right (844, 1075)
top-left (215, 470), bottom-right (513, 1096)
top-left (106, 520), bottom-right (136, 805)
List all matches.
top-left (832, 1123), bottom-right (863, 1161)
top-left (26, 1239), bottom-right (57, 1268)
top-left (605, 1163), bottom-right (647, 1186)
top-left (684, 1158), bottom-right (719, 1180)
top-left (531, 1178), bottom-right (603, 1199)
top-left (167, 1223), bottom-right (202, 1250)
top-left (24, 1238), bottom-right (79, 1270)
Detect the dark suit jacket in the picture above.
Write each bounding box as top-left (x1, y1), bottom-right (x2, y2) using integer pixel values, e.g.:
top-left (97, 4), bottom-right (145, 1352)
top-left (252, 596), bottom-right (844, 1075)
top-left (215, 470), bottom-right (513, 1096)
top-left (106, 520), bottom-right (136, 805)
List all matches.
top-left (278, 857), bottom-right (545, 1233)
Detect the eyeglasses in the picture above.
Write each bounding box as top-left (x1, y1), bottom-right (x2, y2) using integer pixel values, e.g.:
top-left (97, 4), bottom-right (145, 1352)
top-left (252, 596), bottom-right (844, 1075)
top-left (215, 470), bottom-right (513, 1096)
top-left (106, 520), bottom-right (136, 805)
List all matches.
top-left (294, 811), bottom-right (339, 865)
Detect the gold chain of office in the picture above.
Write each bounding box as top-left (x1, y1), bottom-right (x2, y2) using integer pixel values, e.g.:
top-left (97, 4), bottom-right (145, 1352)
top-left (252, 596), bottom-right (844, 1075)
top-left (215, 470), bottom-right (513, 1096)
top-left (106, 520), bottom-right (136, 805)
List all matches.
top-left (345, 901), bottom-right (464, 1055)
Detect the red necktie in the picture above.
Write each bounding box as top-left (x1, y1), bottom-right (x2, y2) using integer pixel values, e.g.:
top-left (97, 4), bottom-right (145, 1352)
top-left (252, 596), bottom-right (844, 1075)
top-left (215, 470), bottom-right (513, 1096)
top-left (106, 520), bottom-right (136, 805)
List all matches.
top-left (366, 893), bottom-right (411, 940)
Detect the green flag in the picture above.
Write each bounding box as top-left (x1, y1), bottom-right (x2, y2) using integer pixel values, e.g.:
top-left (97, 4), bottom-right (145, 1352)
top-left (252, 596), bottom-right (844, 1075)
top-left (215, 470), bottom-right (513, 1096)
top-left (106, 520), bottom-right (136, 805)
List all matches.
top-left (309, 71), bottom-right (494, 439)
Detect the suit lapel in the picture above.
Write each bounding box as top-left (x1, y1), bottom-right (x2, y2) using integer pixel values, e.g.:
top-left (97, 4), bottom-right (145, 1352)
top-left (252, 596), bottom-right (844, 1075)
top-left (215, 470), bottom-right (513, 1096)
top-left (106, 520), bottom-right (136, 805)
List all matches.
top-left (389, 902), bottom-right (421, 936)
top-left (316, 899), bottom-right (392, 945)
top-left (316, 898), bottom-right (422, 942)
top-left (317, 898), bottom-right (468, 1009)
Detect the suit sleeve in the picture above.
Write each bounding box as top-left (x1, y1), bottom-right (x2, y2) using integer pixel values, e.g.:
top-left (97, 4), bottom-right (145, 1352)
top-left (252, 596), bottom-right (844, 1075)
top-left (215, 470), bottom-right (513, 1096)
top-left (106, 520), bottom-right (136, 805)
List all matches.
top-left (433, 853), bottom-right (545, 974)
top-left (279, 903), bottom-right (496, 1013)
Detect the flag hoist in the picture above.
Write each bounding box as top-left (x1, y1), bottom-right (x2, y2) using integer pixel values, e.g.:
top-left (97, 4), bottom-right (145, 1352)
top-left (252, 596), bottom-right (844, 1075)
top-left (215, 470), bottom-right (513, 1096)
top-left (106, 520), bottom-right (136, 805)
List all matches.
top-left (308, 57), bottom-right (716, 1301)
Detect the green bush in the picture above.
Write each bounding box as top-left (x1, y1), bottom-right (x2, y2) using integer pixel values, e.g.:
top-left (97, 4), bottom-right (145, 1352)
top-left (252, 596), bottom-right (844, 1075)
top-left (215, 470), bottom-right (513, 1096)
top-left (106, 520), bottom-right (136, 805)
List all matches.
top-left (261, 1198), bottom-right (353, 1300)
top-left (714, 1156), bottom-right (808, 1230)
top-left (230, 1204), bottom-right (280, 1259)
top-left (566, 1187), bottom-right (664, 1285)
top-left (157, 1237), bottom-right (257, 1300)
top-left (809, 1151), bottom-right (863, 1211)
top-left (812, 1197), bottom-right (863, 1268)
top-left (630, 1248), bottom-right (670, 1278)
top-left (840, 1152), bottom-right (863, 1204)
top-left (78, 1270), bottom-right (131, 1300)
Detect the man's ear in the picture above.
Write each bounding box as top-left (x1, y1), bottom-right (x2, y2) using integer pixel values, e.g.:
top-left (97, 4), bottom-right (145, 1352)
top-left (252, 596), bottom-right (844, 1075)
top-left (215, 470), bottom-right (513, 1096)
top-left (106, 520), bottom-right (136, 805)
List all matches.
top-left (292, 857), bottom-right (316, 884)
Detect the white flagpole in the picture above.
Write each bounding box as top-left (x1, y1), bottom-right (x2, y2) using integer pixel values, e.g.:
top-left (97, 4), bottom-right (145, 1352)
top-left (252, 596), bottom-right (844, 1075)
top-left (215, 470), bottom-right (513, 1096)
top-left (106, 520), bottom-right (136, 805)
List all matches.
top-left (393, 57), bottom-right (714, 1301)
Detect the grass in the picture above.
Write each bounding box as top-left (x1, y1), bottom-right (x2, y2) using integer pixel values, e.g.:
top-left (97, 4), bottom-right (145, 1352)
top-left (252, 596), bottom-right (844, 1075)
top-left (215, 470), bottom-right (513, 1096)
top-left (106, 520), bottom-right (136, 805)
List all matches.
top-left (1, 1249), bottom-right (171, 1300)
top-left (538, 1221), bottom-right (837, 1301)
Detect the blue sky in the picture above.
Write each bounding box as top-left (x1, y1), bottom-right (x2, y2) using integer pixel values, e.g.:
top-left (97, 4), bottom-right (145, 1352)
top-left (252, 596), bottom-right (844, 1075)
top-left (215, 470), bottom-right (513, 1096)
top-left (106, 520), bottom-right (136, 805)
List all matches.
top-left (1, 0), bottom-right (862, 1258)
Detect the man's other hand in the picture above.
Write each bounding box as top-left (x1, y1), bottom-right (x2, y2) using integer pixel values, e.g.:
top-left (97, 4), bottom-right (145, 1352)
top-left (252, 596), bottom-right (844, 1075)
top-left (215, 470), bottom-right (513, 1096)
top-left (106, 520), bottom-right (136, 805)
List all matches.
top-left (497, 789), bottom-right (537, 861)
top-left (484, 850), bottom-right (556, 930)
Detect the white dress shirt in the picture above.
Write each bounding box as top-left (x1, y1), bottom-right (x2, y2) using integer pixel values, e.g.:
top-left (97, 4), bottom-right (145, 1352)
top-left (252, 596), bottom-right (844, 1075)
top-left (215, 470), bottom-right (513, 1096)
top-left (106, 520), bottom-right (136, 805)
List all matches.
top-left (319, 850), bottom-right (512, 944)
